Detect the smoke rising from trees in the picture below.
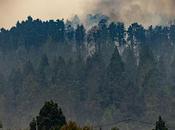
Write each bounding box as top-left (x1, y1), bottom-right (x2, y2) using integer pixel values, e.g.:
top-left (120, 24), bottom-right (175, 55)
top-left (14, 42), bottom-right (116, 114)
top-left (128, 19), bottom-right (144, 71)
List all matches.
top-left (85, 0), bottom-right (175, 26)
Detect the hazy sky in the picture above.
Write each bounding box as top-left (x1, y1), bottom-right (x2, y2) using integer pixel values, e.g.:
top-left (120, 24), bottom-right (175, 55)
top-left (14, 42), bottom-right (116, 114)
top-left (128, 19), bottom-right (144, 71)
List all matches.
top-left (0, 0), bottom-right (92, 28)
top-left (1, 0), bottom-right (175, 28)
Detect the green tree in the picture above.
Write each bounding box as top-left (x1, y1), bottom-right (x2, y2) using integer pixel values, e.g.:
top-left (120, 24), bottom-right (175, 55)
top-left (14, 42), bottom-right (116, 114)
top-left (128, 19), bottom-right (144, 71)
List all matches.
top-left (100, 47), bottom-right (124, 108)
top-left (107, 47), bottom-right (124, 82)
top-left (85, 52), bottom-right (105, 100)
top-left (137, 44), bottom-right (157, 91)
top-left (36, 100), bottom-right (66, 130)
top-left (127, 23), bottom-right (145, 45)
top-left (155, 116), bottom-right (168, 130)
top-left (108, 22), bottom-right (118, 42)
top-left (75, 25), bottom-right (86, 45)
top-left (116, 22), bottom-right (126, 46)
top-left (30, 118), bottom-right (36, 130)
top-left (136, 44), bottom-right (162, 116)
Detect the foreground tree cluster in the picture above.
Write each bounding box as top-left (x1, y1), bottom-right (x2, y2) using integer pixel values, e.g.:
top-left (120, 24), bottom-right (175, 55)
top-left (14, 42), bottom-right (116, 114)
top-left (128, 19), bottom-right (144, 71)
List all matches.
top-left (0, 16), bottom-right (175, 128)
top-left (29, 101), bottom-right (169, 130)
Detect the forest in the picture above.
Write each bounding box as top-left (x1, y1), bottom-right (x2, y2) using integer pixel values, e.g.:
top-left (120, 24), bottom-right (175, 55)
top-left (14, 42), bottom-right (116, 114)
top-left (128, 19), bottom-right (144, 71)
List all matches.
top-left (0, 15), bottom-right (175, 129)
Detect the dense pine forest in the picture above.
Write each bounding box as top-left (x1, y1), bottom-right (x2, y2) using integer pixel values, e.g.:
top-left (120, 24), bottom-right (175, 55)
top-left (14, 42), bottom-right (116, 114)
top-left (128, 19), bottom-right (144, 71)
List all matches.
top-left (1, 15), bottom-right (175, 129)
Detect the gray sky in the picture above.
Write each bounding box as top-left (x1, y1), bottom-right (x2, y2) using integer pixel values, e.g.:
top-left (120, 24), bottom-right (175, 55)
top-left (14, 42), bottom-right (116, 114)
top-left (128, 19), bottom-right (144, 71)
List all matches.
top-left (1, 0), bottom-right (175, 28)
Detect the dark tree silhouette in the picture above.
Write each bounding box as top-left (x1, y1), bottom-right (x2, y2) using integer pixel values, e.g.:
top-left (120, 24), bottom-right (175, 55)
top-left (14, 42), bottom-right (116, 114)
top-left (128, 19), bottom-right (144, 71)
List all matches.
top-left (30, 118), bottom-right (37, 130)
top-left (75, 25), bottom-right (86, 45)
top-left (155, 116), bottom-right (168, 130)
top-left (36, 101), bottom-right (66, 130)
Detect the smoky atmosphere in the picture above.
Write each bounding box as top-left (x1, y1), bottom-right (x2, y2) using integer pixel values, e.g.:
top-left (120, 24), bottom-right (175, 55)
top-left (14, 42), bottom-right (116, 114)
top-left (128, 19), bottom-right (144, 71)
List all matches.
top-left (1, 0), bottom-right (175, 28)
top-left (0, 0), bottom-right (175, 130)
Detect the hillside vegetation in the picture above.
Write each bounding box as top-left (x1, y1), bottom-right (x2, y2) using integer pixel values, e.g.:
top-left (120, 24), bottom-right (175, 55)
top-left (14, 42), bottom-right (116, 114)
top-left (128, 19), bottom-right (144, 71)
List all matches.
top-left (0, 16), bottom-right (175, 129)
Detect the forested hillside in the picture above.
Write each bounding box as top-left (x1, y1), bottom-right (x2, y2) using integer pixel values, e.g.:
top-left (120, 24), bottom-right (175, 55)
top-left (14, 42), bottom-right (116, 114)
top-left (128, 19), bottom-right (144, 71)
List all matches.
top-left (1, 16), bottom-right (175, 129)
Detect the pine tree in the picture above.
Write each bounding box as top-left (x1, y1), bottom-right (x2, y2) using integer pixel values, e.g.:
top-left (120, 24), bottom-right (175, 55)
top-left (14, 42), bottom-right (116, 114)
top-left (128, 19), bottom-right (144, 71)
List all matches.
top-left (123, 46), bottom-right (137, 82)
top-left (116, 22), bottom-right (126, 46)
top-left (100, 47), bottom-right (124, 108)
top-left (75, 25), bottom-right (86, 45)
top-left (108, 22), bottom-right (118, 42)
top-left (137, 44), bottom-right (161, 116)
top-left (155, 116), bottom-right (168, 130)
top-left (85, 52), bottom-right (105, 102)
top-left (137, 44), bottom-right (156, 90)
top-left (107, 47), bottom-right (124, 81)
top-left (36, 100), bottom-right (66, 130)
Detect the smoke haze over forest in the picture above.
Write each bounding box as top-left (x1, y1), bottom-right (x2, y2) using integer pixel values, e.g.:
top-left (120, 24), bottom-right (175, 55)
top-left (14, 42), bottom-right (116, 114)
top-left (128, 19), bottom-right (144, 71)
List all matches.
top-left (2, 0), bottom-right (175, 129)
top-left (1, 0), bottom-right (175, 28)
